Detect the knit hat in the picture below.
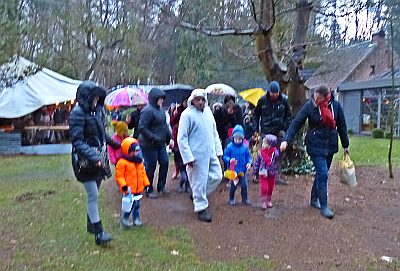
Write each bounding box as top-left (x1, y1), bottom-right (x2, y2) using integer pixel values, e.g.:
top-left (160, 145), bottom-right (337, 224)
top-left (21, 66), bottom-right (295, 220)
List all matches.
top-left (114, 121), bottom-right (128, 137)
top-left (263, 134), bottom-right (278, 147)
top-left (232, 124), bottom-right (244, 139)
top-left (268, 81), bottom-right (280, 93)
top-left (128, 142), bottom-right (141, 153)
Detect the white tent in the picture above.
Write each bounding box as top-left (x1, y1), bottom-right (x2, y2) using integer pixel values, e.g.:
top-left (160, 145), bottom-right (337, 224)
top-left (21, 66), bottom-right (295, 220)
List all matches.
top-left (0, 57), bottom-right (82, 118)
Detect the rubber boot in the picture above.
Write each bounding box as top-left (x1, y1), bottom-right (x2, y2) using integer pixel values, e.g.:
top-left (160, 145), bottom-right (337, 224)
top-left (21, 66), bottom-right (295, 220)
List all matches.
top-left (120, 212), bottom-right (133, 228)
top-left (87, 214), bottom-right (95, 234)
top-left (93, 221), bottom-right (112, 245)
top-left (132, 201), bottom-right (143, 226)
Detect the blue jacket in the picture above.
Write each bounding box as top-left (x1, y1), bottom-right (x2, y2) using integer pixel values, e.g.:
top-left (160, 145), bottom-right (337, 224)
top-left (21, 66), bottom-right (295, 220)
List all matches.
top-left (284, 94), bottom-right (349, 156)
top-left (223, 126), bottom-right (252, 173)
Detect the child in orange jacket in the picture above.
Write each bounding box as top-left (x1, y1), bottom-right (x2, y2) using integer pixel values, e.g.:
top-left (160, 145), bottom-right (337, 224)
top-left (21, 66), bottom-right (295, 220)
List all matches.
top-left (116, 137), bottom-right (150, 227)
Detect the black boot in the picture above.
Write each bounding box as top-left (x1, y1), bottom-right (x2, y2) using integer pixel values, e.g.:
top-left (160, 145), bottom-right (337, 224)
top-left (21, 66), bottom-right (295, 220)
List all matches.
top-left (87, 214), bottom-right (96, 234)
top-left (93, 221), bottom-right (112, 245)
top-left (197, 209), bottom-right (212, 222)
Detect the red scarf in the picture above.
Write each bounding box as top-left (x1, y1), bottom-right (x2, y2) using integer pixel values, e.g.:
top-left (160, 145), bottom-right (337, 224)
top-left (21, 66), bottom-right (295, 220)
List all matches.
top-left (261, 147), bottom-right (277, 166)
top-left (316, 92), bottom-right (336, 129)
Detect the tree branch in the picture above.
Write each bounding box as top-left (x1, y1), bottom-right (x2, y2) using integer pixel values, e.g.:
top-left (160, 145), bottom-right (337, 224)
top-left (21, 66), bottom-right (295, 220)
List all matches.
top-left (179, 21), bottom-right (257, 36)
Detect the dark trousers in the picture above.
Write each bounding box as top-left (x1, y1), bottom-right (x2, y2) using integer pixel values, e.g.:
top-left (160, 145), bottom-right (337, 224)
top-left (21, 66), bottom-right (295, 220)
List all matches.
top-left (310, 153), bottom-right (334, 209)
top-left (173, 147), bottom-right (190, 191)
top-left (229, 175), bottom-right (248, 202)
top-left (141, 145), bottom-right (169, 193)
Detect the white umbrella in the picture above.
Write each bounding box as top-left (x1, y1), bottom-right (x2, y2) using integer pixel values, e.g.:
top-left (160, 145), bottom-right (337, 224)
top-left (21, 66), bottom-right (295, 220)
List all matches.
top-left (204, 83), bottom-right (236, 96)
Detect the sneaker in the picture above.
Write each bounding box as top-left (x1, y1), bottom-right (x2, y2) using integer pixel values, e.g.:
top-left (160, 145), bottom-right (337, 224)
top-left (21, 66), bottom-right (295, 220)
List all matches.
top-left (267, 201), bottom-right (273, 208)
top-left (229, 199), bottom-right (235, 206)
top-left (197, 209), bottom-right (212, 222)
top-left (242, 199), bottom-right (252, 206)
top-left (147, 191), bottom-right (158, 199)
top-left (320, 207), bottom-right (334, 219)
top-left (261, 202), bottom-right (267, 210)
top-left (310, 198), bottom-right (321, 209)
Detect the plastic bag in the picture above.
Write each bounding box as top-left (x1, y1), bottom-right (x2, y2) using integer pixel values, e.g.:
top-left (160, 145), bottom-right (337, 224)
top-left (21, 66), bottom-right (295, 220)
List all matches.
top-left (121, 188), bottom-right (133, 213)
top-left (339, 153), bottom-right (357, 186)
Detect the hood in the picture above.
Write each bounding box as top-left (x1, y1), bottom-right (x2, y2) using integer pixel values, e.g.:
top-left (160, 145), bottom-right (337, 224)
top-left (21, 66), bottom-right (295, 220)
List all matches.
top-left (148, 88), bottom-right (166, 108)
top-left (76, 81), bottom-right (106, 112)
top-left (232, 124), bottom-right (244, 139)
top-left (121, 137), bottom-right (139, 155)
top-left (188, 88), bottom-right (208, 109)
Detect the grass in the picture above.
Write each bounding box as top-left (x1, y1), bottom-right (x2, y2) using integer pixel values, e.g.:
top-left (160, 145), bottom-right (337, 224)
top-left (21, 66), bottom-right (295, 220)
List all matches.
top-left (334, 135), bottom-right (400, 166)
top-left (0, 136), bottom-right (399, 270)
top-left (0, 155), bottom-right (274, 271)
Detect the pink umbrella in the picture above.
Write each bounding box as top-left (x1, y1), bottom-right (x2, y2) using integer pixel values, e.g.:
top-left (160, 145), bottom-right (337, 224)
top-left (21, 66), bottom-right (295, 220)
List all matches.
top-left (105, 86), bottom-right (148, 107)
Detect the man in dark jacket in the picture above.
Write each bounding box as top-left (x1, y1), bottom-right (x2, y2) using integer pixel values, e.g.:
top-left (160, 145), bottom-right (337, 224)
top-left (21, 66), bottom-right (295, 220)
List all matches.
top-left (280, 85), bottom-right (349, 219)
top-left (252, 81), bottom-right (292, 184)
top-left (69, 81), bottom-right (121, 245)
top-left (138, 88), bottom-right (173, 198)
top-left (126, 103), bottom-right (146, 139)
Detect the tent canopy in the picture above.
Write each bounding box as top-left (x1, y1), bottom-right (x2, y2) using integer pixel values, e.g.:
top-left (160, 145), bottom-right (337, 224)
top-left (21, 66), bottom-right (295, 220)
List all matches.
top-left (0, 57), bottom-right (82, 118)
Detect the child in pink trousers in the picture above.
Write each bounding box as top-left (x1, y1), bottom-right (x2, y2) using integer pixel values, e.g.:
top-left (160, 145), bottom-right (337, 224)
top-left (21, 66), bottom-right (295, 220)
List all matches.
top-left (253, 134), bottom-right (280, 209)
top-left (108, 121), bottom-right (129, 165)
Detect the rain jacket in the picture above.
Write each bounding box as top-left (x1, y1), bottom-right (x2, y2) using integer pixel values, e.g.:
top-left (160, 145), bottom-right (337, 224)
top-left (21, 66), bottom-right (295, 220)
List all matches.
top-left (223, 125), bottom-right (252, 174)
top-left (69, 81), bottom-right (120, 182)
top-left (138, 88), bottom-right (171, 147)
top-left (284, 93), bottom-right (349, 156)
top-left (115, 137), bottom-right (150, 194)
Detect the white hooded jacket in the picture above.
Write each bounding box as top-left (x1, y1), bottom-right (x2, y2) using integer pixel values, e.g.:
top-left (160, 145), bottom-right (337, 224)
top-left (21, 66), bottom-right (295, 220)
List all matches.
top-left (177, 89), bottom-right (223, 165)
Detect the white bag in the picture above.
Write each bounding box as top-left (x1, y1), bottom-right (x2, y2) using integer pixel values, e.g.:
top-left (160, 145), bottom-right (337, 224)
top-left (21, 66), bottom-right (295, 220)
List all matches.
top-left (339, 153), bottom-right (357, 187)
top-left (121, 189), bottom-right (133, 213)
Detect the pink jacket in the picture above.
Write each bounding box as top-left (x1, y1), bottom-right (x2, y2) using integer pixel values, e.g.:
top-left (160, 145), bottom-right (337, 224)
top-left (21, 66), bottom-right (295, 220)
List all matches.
top-left (108, 133), bottom-right (125, 165)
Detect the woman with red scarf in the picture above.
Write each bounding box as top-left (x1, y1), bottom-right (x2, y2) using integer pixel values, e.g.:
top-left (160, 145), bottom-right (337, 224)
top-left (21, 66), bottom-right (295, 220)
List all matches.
top-left (280, 85), bottom-right (349, 219)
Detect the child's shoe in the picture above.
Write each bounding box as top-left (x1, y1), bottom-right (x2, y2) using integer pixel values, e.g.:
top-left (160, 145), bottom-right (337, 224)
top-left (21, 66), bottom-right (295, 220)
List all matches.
top-left (242, 199), bottom-right (252, 206)
top-left (261, 202), bottom-right (267, 210)
top-left (121, 213), bottom-right (133, 228)
top-left (267, 201), bottom-right (273, 208)
top-left (229, 199), bottom-right (235, 206)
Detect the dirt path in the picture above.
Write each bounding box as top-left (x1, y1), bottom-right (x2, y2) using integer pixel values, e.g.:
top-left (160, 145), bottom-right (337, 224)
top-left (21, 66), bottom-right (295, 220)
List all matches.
top-left (107, 164), bottom-right (400, 270)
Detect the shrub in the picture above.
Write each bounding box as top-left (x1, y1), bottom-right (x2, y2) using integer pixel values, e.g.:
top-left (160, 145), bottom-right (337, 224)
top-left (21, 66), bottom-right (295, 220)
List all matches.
top-left (385, 131), bottom-right (393, 139)
top-left (347, 128), bottom-right (354, 135)
top-left (371, 128), bottom-right (384, 138)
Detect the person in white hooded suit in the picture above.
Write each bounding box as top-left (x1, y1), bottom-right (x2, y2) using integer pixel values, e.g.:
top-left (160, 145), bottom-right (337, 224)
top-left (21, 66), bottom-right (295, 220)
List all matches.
top-left (177, 89), bottom-right (223, 222)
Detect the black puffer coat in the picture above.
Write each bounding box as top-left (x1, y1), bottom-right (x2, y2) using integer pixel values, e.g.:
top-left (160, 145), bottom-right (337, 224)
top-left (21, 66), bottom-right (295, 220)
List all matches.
top-left (253, 92), bottom-right (292, 136)
top-left (284, 93), bottom-right (349, 156)
top-left (69, 81), bottom-right (120, 182)
top-left (138, 88), bottom-right (171, 147)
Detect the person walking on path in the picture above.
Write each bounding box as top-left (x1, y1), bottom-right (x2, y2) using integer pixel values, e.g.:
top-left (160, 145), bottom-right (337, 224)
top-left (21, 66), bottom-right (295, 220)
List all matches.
top-left (223, 124), bottom-right (252, 206)
top-left (253, 134), bottom-right (280, 209)
top-left (126, 103), bottom-right (146, 139)
top-left (69, 81), bottom-right (121, 245)
top-left (115, 137), bottom-right (150, 228)
top-left (138, 88), bottom-right (173, 199)
top-left (280, 85), bottom-right (349, 219)
top-left (252, 81), bottom-right (291, 185)
top-left (178, 89), bottom-right (223, 222)
top-left (170, 96), bottom-right (191, 193)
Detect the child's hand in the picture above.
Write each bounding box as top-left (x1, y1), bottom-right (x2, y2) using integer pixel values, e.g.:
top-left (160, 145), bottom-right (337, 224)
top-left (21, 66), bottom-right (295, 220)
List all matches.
top-left (246, 163), bottom-right (251, 170)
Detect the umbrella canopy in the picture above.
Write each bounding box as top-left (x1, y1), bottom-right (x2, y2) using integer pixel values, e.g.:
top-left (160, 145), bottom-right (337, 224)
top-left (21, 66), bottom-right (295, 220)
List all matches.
top-left (204, 83), bottom-right (236, 96)
top-left (105, 86), bottom-right (148, 107)
top-left (239, 88), bottom-right (266, 106)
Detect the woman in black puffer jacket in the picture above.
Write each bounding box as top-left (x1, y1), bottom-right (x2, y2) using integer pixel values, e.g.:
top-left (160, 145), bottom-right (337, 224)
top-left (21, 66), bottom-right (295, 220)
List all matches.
top-left (69, 81), bottom-right (120, 245)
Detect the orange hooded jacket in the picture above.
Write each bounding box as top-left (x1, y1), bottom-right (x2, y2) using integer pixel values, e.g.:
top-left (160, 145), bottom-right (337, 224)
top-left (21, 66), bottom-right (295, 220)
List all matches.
top-left (115, 137), bottom-right (150, 194)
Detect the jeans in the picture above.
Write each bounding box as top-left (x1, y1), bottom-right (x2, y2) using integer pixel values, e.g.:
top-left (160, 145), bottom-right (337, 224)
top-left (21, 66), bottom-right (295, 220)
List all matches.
top-left (83, 180), bottom-right (102, 224)
top-left (229, 175), bottom-right (248, 202)
top-left (310, 153), bottom-right (334, 209)
top-left (141, 145), bottom-right (169, 193)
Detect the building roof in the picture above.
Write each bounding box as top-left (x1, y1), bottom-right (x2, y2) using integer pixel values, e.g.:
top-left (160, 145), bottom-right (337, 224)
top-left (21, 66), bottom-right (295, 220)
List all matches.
top-left (338, 67), bottom-right (400, 92)
top-left (305, 41), bottom-right (377, 90)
